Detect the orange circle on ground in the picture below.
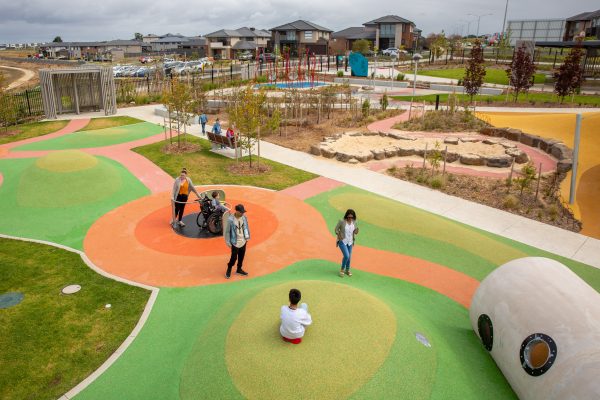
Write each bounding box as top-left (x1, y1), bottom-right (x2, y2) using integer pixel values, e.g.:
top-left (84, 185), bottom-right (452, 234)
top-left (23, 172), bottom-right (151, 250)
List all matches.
top-left (135, 200), bottom-right (278, 257)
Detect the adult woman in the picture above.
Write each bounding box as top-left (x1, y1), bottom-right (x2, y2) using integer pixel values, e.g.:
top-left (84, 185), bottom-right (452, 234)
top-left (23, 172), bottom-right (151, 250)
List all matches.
top-left (171, 168), bottom-right (201, 227)
top-left (334, 209), bottom-right (359, 277)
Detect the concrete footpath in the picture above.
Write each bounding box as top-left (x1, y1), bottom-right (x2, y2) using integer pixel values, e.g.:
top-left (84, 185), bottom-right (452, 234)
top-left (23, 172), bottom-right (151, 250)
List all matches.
top-left (53, 105), bottom-right (600, 268)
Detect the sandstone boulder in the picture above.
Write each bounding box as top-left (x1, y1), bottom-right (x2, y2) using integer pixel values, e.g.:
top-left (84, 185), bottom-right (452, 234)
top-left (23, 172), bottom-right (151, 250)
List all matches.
top-left (348, 158), bottom-right (360, 164)
top-left (485, 154), bottom-right (513, 168)
top-left (557, 159), bottom-right (573, 173)
top-left (355, 153), bottom-right (373, 163)
top-left (460, 136), bottom-right (479, 143)
top-left (505, 148), bottom-right (528, 163)
top-left (445, 152), bottom-right (460, 163)
top-left (321, 147), bottom-right (337, 158)
top-left (310, 144), bottom-right (322, 156)
top-left (550, 143), bottom-right (573, 160)
top-left (483, 138), bottom-right (500, 145)
top-left (460, 153), bottom-right (485, 166)
top-left (397, 147), bottom-right (417, 157)
top-left (505, 128), bottom-right (522, 141)
top-left (371, 149), bottom-right (386, 160)
top-left (539, 138), bottom-right (559, 152)
top-left (336, 152), bottom-right (352, 162)
top-left (444, 137), bottom-right (459, 145)
top-left (499, 141), bottom-right (517, 149)
top-left (384, 147), bottom-right (398, 158)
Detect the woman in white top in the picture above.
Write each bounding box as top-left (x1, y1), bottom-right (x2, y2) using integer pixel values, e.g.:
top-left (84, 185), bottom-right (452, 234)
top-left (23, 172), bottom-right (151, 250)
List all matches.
top-left (334, 209), bottom-right (359, 277)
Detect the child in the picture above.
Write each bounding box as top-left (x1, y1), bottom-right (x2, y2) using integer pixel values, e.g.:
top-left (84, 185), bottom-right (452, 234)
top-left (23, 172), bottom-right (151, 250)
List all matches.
top-left (211, 191), bottom-right (228, 213)
top-left (280, 288), bottom-right (312, 344)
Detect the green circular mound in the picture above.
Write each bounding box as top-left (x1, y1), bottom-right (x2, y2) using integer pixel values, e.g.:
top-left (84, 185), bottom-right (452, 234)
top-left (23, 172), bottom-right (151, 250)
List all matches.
top-left (226, 281), bottom-right (396, 399)
top-left (35, 150), bottom-right (98, 173)
top-left (17, 151), bottom-right (122, 208)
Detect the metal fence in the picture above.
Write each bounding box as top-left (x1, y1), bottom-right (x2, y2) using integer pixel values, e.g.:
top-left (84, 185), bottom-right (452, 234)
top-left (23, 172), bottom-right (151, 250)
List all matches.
top-left (0, 88), bottom-right (45, 125)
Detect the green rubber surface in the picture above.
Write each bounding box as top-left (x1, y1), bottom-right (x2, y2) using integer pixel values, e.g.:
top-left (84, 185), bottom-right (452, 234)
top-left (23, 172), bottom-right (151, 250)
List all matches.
top-left (74, 261), bottom-right (516, 400)
top-left (13, 122), bottom-right (164, 151)
top-left (306, 185), bottom-right (600, 289)
top-left (0, 153), bottom-right (150, 249)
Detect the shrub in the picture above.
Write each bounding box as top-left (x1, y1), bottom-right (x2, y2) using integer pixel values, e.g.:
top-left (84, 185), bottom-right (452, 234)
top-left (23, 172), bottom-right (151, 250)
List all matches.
top-left (547, 204), bottom-right (559, 220)
top-left (134, 95), bottom-right (151, 105)
top-left (337, 71), bottom-right (344, 77)
top-left (255, 75), bottom-right (268, 83)
top-left (405, 163), bottom-right (415, 178)
top-left (380, 91), bottom-right (389, 111)
top-left (361, 98), bottom-right (371, 118)
top-left (503, 194), bottom-right (519, 209)
top-left (430, 175), bottom-right (445, 189)
top-left (396, 73), bottom-right (405, 81)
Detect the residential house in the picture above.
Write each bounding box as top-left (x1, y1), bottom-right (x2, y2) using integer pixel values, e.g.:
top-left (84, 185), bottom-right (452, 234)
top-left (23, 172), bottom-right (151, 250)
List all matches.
top-left (270, 20), bottom-right (332, 55)
top-left (178, 36), bottom-right (209, 58)
top-left (151, 35), bottom-right (188, 52)
top-left (564, 10), bottom-right (600, 41)
top-left (40, 40), bottom-right (143, 60)
top-left (143, 34), bottom-right (161, 43)
top-left (363, 15), bottom-right (416, 50)
top-left (330, 15), bottom-right (416, 54)
top-left (204, 27), bottom-right (270, 59)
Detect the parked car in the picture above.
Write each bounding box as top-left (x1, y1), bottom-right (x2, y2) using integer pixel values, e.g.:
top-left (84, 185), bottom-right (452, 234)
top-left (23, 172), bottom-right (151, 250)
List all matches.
top-left (238, 51), bottom-right (253, 61)
top-left (258, 53), bottom-right (275, 63)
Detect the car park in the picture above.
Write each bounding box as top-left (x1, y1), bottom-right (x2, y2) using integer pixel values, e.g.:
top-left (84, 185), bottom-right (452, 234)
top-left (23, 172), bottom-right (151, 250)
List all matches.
top-left (238, 51), bottom-right (253, 61)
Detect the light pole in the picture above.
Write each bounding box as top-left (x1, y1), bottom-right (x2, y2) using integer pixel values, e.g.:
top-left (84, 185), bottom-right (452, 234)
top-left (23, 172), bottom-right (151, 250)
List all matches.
top-left (501, 0), bottom-right (510, 44)
top-left (412, 53), bottom-right (422, 98)
top-left (469, 13), bottom-right (493, 37)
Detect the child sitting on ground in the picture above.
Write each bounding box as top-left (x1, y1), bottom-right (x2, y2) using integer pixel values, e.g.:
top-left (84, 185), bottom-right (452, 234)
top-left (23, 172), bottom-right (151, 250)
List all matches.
top-left (211, 191), bottom-right (228, 213)
top-left (280, 288), bottom-right (312, 344)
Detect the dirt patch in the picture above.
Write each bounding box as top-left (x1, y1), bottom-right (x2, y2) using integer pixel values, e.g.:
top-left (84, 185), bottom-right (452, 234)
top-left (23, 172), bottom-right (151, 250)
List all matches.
top-left (262, 110), bottom-right (402, 152)
top-left (228, 162), bottom-right (271, 175)
top-left (388, 165), bottom-right (581, 232)
top-left (161, 143), bottom-right (201, 154)
top-left (0, 130), bottom-right (20, 138)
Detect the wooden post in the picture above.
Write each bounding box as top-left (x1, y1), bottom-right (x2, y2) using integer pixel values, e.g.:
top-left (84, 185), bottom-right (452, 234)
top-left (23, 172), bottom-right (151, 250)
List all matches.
top-left (534, 162), bottom-right (542, 201)
top-left (442, 145), bottom-right (448, 176)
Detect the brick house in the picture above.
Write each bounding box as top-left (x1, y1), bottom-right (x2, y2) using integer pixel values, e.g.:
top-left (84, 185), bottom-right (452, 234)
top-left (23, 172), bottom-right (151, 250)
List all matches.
top-left (331, 15), bottom-right (416, 54)
top-left (270, 20), bottom-right (332, 56)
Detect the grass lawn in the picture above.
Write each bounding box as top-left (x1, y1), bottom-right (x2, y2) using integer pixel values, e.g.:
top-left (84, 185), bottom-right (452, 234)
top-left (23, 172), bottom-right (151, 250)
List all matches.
top-left (391, 92), bottom-right (600, 107)
top-left (78, 116), bottom-right (144, 131)
top-left (418, 68), bottom-right (546, 85)
top-left (133, 136), bottom-right (317, 190)
top-left (0, 120), bottom-right (69, 145)
top-left (0, 238), bottom-right (150, 400)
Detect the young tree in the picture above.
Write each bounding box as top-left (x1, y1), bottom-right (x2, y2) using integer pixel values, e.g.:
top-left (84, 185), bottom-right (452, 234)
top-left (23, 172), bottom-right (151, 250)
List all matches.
top-left (462, 39), bottom-right (486, 102)
top-left (162, 79), bottom-right (194, 147)
top-left (426, 32), bottom-right (448, 61)
top-left (515, 162), bottom-right (537, 197)
top-left (554, 39), bottom-right (585, 103)
top-left (134, 32), bottom-right (143, 41)
top-left (506, 44), bottom-right (536, 101)
top-left (352, 39), bottom-right (372, 56)
top-left (379, 90), bottom-right (389, 111)
top-left (52, 36), bottom-right (63, 43)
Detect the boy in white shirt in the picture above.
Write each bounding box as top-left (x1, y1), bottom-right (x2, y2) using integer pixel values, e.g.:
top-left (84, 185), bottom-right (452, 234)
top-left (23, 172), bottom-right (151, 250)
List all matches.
top-left (280, 288), bottom-right (312, 344)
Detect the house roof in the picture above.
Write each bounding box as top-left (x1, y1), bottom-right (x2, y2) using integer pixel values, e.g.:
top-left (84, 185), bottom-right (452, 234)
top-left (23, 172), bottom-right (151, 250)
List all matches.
top-left (271, 20), bottom-right (332, 32)
top-left (236, 27), bottom-right (271, 38)
top-left (42, 40), bottom-right (142, 48)
top-left (232, 40), bottom-right (258, 50)
top-left (566, 9), bottom-right (600, 22)
top-left (363, 15), bottom-right (414, 26)
top-left (153, 36), bottom-right (189, 43)
top-left (332, 27), bottom-right (376, 40)
top-left (182, 37), bottom-right (208, 46)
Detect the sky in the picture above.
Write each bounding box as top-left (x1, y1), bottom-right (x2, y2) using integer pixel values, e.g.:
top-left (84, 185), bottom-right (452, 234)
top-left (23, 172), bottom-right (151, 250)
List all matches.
top-left (0, 0), bottom-right (597, 43)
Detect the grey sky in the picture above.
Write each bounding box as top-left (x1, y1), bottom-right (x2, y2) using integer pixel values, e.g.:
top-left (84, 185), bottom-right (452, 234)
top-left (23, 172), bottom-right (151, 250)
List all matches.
top-left (0, 0), bottom-right (597, 43)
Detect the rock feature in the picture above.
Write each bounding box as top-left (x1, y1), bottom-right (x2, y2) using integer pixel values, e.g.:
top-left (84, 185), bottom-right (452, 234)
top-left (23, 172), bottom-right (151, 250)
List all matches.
top-left (557, 159), bottom-right (573, 173)
top-left (505, 148), bottom-right (528, 163)
top-left (485, 155), bottom-right (513, 168)
top-left (371, 149), bottom-right (385, 160)
top-left (397, 147), bottom-right (417, 157)
top-left (460, 153), bottom-right (485, 166)
top-left (384, 147), bottom-right (398, 158)
top-left (460, 137), bottom-right (479, 143)
top-left (444, 137), bottom-right (459, 145)
top-left (320, 147), bottom-right (337, 158)
top-left (550, 143), bottom-right (573, 160)
top-left (310, 144), bottom-right (321, 156)
top-left (348, 158), bottom-right (360, 164)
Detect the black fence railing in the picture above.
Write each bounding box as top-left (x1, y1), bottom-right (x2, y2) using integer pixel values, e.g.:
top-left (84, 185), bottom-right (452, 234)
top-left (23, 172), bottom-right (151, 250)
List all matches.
top-left (0, 88), bottom-right (45, 125)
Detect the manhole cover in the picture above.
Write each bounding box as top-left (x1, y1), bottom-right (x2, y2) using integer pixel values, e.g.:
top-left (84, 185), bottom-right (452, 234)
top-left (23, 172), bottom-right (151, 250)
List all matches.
top-left (415, 332), bottom-right (431, 347)
top-left (0, 292), bottom-right (24, 309)
top-left (62, 285), bottom-right (81, 295)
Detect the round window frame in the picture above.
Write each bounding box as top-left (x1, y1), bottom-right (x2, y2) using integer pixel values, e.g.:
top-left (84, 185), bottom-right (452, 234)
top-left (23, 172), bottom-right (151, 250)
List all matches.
top-left (477, 314), bottom-right (494, 351)
top-left (520, 333), bottom-right (557, 376)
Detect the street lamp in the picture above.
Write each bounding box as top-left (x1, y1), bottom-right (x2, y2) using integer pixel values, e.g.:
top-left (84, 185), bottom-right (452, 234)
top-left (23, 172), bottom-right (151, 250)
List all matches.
top-left (468, 13), bottom-right (493, 37)
top-left (412, 53), bottom-right (422, 98)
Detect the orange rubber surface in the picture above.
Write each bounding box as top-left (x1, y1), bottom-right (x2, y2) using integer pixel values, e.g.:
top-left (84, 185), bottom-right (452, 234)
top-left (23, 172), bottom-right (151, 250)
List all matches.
top-left (84, 184), bottom-right (478, 307)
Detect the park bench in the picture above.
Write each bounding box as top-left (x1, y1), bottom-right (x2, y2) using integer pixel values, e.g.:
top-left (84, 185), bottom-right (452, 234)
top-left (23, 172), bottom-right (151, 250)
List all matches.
top-left (207, 131), bottom-right (236, 149)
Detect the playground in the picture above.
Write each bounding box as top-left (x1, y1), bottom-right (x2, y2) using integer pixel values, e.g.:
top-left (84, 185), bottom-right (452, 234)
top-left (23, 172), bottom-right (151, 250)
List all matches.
top-left (1, 114), bottom-right (600, 400)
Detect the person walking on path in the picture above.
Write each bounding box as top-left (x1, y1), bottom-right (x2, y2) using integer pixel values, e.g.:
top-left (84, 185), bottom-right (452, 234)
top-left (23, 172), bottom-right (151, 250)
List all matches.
top-left (334, 209), bottom-right (359, 277)
top-left (171, 168), bottom-right (201, 227)
top-left (280, 288), bottom-right (312, 344)
top-left (224, 204), bottom-right (250, 279)
top-left (199, 112), bottom-right (208, 135)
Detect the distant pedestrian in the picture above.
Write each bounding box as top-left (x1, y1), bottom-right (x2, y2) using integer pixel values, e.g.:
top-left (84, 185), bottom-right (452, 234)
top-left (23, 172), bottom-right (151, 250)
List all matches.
top-left (199, 112), bottom-right (208, 134)
top-left (334, 209), bottom-right (359, 277)
top-left (212, 118), bottom-right (222, 135)
top-left (171, 168), bottom-right (201, 227)
top-left (224, 204), bottom-right (250, 279)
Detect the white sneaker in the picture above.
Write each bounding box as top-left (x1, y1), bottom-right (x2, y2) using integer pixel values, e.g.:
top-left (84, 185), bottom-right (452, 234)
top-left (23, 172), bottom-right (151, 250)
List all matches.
top-left (178, 221), bottom-right (185, 227)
